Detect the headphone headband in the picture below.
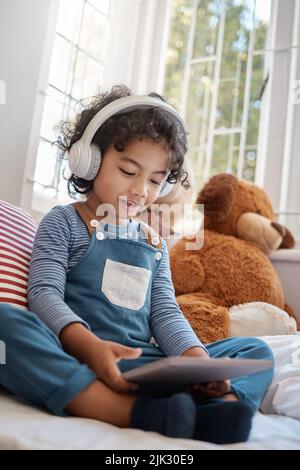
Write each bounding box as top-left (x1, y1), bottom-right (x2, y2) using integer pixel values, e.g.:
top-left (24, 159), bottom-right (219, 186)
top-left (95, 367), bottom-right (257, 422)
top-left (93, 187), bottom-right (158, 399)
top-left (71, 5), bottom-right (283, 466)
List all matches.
top-left (80, 95), bottom-right (188, 151)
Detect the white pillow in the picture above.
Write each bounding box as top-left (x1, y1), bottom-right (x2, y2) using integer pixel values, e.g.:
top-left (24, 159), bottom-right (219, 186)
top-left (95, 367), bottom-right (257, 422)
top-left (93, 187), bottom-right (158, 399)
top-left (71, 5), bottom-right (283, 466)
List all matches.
top-left (229, 302), bottom-right (297, 336)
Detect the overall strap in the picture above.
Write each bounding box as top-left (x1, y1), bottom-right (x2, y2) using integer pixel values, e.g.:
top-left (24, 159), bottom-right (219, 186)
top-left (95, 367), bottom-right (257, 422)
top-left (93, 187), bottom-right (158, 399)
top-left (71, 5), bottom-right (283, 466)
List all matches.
top-left (71, 201), bottom-right (95, 237)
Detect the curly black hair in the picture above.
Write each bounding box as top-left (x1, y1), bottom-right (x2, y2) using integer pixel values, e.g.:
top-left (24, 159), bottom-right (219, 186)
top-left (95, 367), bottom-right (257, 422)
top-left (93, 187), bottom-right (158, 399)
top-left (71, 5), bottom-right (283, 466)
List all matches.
top-left (55, 84), bottom-right (190, 197)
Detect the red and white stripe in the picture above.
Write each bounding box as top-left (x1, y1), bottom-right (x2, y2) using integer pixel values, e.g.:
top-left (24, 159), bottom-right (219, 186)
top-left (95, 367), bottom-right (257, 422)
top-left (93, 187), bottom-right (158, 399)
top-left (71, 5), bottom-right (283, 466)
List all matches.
top-left (0, 201), bottom-right (37, 310)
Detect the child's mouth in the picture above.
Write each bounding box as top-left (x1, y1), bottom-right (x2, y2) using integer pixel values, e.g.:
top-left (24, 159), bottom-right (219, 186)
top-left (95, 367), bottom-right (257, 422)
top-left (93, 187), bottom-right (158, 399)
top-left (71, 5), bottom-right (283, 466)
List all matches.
top-left (126, 201), bottom-right (139, 214)
top-left (119, 197), bottom-right (140, 215)
top-left (119, 198), bottom-right (138, 212)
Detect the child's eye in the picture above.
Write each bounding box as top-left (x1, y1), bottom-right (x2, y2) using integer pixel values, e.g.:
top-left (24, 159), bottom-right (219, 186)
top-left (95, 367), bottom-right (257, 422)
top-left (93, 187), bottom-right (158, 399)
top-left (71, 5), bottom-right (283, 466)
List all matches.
top-left (120, 168), bottom-right (135, 176)
top-left (120, 168), bottom-right (161, 186)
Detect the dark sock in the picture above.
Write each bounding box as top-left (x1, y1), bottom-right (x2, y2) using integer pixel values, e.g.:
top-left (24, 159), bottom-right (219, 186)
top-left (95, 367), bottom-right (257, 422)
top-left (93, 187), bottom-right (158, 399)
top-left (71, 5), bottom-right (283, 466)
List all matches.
top-left (130, 392), bottom-right (197, 439)
top-left (193, 399), bottom-right (254, 444)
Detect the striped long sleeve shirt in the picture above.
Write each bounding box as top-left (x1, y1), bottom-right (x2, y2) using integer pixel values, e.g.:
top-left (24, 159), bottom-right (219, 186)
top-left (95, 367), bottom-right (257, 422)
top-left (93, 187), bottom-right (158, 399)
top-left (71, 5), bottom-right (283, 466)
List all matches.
top-left (27, 204), bottom-right (205, 357)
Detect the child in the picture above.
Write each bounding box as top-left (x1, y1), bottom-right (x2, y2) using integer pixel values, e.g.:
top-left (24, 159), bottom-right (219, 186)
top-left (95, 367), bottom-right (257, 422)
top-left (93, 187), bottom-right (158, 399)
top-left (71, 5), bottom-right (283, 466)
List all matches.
top-left (0, 84), bottom-right (274, 443)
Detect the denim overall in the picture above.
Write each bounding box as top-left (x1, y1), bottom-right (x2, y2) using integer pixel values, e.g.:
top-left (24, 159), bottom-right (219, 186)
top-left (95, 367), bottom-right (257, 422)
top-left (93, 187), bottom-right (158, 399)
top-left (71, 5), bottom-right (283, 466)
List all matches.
top-left (64, 202), bottom-right (166, 372)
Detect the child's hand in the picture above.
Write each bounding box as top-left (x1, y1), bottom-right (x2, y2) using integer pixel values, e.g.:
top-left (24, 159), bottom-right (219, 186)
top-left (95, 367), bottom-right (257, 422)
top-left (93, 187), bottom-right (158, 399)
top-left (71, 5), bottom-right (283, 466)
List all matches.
top-left (181, 348), bottom-right (231, 398)
top-left (59, 323), bottom-right (141, 394)
top-left (188, 379), bottom-right (231, 398)
top-left (87, 339), bottom-right (142, 394)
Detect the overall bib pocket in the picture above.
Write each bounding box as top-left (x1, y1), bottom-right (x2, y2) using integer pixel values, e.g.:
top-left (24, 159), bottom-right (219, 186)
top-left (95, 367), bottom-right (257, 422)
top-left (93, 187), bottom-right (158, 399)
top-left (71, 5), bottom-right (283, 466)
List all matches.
top-left (101, 259), bottom-right (151, 310)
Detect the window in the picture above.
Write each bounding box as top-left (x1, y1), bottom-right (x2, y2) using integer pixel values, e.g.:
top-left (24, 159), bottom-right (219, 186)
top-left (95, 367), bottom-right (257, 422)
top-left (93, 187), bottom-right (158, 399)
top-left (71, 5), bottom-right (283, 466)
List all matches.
top-left (33, 0), bottom-right (111, 204)
top-left (163, 0), bottom-right (271, 190)
top-left (28, 0), bottom-right (300, 239)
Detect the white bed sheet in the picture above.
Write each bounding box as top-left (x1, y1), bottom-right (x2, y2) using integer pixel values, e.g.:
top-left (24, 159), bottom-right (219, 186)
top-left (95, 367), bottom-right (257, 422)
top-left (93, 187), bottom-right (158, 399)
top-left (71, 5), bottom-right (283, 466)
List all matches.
top-left (0, 334), bottom-right (299, 450)
top-left (0, 389), bottom-right (299, 450)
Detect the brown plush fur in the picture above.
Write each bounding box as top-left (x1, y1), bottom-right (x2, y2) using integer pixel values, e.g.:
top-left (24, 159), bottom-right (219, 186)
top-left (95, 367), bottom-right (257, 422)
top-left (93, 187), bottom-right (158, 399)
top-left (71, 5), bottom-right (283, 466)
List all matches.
top-left (170, 174), bottom-right (295, 343)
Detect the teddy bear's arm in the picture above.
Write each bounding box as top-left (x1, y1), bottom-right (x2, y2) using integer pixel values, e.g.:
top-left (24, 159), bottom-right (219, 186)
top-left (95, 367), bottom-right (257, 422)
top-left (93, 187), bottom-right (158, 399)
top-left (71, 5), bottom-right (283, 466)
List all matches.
top-left (170, 254), bottom-right (205, 295)
top-left (176, 292), bottom-right (229, 344)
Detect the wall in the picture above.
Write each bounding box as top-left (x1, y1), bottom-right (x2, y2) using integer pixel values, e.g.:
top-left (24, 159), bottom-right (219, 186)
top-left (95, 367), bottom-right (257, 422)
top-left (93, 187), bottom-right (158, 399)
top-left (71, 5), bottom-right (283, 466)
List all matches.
top-left (0, 0), bottom-right (58, 207)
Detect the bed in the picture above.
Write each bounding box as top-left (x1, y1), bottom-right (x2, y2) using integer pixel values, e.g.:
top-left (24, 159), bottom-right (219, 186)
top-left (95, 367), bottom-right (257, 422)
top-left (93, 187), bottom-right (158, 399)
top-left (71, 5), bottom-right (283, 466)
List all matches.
top-left (0, 334), bottom-right (299, 450)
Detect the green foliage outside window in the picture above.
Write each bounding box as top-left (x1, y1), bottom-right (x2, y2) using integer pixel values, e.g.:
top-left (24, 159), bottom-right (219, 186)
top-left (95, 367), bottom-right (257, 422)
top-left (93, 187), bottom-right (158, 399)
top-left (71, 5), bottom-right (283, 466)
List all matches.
top-left (163, 0), bottom-right (269, 191)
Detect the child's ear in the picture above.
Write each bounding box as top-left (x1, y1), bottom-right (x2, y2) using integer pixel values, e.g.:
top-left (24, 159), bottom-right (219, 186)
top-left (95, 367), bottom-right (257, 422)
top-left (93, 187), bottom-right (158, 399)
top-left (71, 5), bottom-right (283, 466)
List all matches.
top-left (196, 173), bottom-right (239, 222)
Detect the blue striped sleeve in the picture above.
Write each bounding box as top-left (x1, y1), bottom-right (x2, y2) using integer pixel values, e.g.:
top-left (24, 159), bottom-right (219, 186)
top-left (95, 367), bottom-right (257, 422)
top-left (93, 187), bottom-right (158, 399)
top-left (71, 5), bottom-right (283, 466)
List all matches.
top-left (27, 206), bottom-right (90, 336)
top-left (150, 240), bottom-right (207, 356)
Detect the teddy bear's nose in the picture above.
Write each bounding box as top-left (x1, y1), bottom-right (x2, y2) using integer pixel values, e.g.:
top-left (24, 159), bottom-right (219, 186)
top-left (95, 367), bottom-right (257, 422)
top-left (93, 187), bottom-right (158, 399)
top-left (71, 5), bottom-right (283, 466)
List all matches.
top-left (271, 222), bottom-right (286, 238)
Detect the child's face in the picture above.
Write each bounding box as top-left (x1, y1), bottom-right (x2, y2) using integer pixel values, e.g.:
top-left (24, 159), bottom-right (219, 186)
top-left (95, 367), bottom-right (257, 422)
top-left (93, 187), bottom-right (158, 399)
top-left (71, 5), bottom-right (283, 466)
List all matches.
top-left (89, 138), bottom-right (170, 222)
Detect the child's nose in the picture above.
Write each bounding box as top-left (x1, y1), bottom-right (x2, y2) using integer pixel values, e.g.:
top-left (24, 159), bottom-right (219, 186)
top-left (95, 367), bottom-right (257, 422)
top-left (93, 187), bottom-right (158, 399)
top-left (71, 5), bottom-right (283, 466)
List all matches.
top-left (130, 178), bottom-right (148, 199)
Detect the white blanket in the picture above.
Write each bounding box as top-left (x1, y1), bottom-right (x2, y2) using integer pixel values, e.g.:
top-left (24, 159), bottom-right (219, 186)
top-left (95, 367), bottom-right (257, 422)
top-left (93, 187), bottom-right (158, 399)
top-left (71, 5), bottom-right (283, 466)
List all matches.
top-left (260, 334), bottom-right (300, 419)
top-left (0, 334), bottom-right (299, 450)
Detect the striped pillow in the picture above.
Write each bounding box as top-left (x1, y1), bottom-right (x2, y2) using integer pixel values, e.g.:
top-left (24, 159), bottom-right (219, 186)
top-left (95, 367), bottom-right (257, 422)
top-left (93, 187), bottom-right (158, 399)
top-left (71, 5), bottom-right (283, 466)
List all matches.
top-left (0, 201), bottom-right (37, 310)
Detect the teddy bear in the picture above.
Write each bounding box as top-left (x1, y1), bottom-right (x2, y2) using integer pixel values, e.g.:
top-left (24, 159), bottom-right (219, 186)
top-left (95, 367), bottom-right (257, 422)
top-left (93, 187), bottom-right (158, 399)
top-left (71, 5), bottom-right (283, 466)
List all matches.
top-left (169, 173), bottom-right (297, 344)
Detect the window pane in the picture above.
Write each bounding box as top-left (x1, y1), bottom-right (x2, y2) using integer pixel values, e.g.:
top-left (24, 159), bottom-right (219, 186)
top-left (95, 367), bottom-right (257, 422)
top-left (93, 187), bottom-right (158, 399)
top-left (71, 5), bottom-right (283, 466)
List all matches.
top-left (189, 147), bottom-right (206, 190)
top-left (193, 0), bottom-right (221, 58)
top-left (34, 141), bottom-right (57, 187)
top-left (67, 98), bottom-right (83, 122)
top-left (254, 0), bottom-right (271, 50)
top-left (217, 1), bottom-right (255, 129)
top-left (47, 85), bottom-right (66, 104)
top-left (242, 147), bottom-right (256, 181)
top-left (72, 51), bottom-right (103, 100)
top-left (186, 62), bottom-right (215, 176)
top-left (210, 133), bottom-right (241, 175)
top-left (72, 51), bottom-right (87, 100)
top-left (88, 10), bottom-right (110, 59)
top-left (79, 3), bottom-right (94, 52)
top-left (84, 57), bottom-right (104, 97)
top-left (216, 54), bottom-right (246, 129)
top-left (57, 160), bottom-right (71, 196)
top-left (40, 94), bottom-right (64, 143)
top-left (33, 182), bottom-right (57, 200)
top-left (163, 0), bottom-right (194, 110)
top-left (56, 0), bottom-right (83, 41)
top-left (48, 35), bottom-right (72, 92)
top-left (90, 0), bottom-right (111, 16)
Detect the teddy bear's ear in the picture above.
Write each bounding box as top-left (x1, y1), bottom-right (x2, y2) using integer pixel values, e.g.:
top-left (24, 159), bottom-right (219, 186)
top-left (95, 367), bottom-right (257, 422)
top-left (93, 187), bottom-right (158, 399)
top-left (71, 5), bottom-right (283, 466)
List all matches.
top-left (278, 227), bottom-right (295, 249)
top-left (196, 173), bottom-right (239, 222)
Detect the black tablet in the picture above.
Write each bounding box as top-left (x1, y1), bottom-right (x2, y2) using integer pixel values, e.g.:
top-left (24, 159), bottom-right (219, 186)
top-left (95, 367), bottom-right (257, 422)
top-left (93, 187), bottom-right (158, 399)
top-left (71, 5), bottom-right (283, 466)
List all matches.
top-left (123, 357), bottom-right (273, 393)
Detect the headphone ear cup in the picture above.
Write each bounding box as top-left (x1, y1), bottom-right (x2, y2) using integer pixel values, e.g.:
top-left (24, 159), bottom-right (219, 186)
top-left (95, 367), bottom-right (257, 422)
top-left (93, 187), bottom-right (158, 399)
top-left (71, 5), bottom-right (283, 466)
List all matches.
top-left (85, 144), bottom-right (102, 180)
top-left (68, 142), bottom-right (101, 180)
top-left (68, 141), bottom-right (82, 176)
top-left (159, 180), bottom-right (173, 198)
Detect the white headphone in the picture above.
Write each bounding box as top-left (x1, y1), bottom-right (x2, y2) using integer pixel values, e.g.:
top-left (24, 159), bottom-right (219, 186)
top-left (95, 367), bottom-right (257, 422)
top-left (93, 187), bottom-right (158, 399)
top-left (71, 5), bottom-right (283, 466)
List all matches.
top-left (67, 95), bottom-right (188, 198)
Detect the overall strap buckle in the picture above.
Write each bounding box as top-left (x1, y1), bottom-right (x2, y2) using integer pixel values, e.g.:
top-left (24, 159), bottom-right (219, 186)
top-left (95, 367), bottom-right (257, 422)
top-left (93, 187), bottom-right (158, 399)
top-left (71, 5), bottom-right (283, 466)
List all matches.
top-left (139, 221), bottom-right (163, 250)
